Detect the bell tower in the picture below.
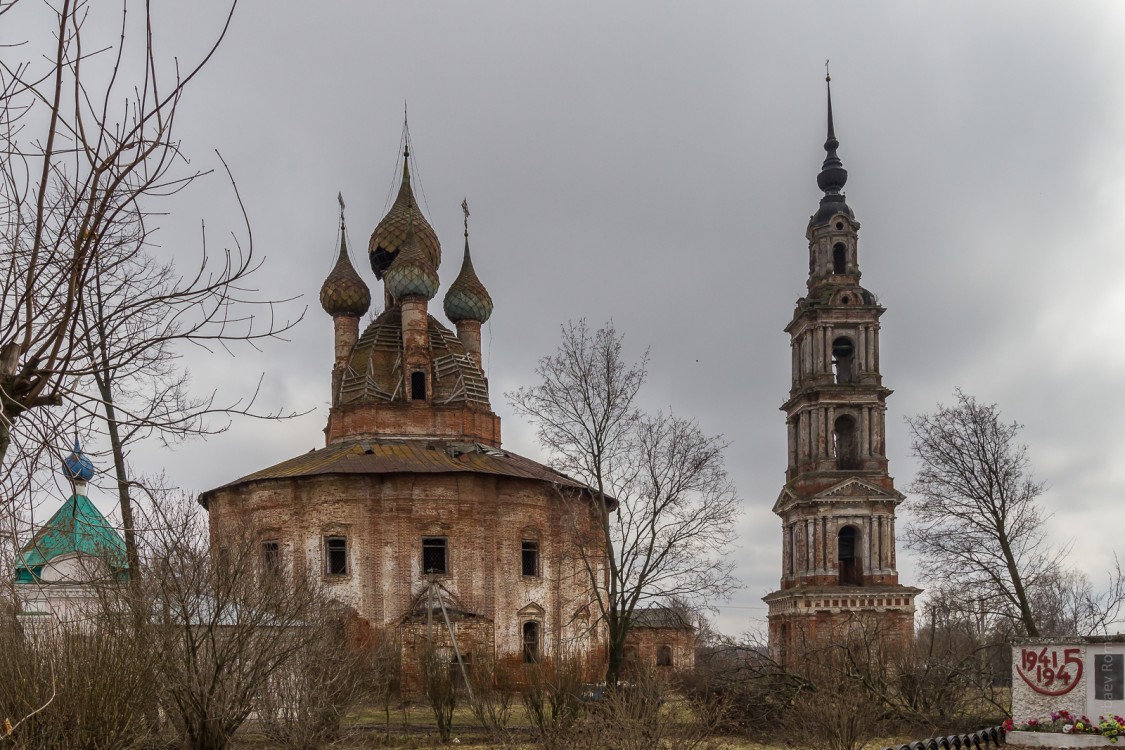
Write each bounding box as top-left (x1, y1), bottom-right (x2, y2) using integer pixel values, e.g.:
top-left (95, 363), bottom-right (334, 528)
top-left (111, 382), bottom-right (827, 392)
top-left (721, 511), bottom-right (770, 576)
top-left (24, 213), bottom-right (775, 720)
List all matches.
top-left (764, 73), bottom-right (919, 663)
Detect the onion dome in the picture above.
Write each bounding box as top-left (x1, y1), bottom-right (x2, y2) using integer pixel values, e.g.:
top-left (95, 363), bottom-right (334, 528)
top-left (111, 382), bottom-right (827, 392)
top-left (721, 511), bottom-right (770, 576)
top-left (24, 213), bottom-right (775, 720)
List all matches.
top-left (320, 207), bottom-right (372, 317)
top-left (369, 148), bottom-right (441, 279)
top-left (811, 70), bottom-right (855, 226)
top-left (383, 215), bottom-right (439, 301)
top-left (443, 210), bottom-right (493, 323)
top-left (61, 436), bottom-right (95, 483)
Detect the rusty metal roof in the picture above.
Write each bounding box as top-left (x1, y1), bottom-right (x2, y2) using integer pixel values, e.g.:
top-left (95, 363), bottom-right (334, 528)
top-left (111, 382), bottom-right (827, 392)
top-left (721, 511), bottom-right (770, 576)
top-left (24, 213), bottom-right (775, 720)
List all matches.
top-left (199, 439), bottom-right (590, 504)
top-left (629, 607), bottom-right (693, 630)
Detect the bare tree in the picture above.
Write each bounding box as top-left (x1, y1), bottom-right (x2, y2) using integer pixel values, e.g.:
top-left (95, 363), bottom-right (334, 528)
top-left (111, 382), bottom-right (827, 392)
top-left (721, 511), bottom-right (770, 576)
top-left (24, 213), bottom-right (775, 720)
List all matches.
top-left (0, 0), bottom-right (236, 470)
top-left (905, 390), bottom-right (1124, 637)
top-left (140, 495), bottom-right (325, 750)
top-left (70, 178), bottom-right (300, 583)
top-left (0, 580), bottom-right (157, 748)
top-left (509, 320), bottom-right (741, 684)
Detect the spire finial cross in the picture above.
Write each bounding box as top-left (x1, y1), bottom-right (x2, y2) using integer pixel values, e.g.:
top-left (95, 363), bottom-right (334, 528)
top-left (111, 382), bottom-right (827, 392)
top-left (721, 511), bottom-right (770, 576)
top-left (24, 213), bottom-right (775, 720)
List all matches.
top-left (825, 59), bottom-right (831, 83)
top-left (462, 198), bottom-right (470, 238)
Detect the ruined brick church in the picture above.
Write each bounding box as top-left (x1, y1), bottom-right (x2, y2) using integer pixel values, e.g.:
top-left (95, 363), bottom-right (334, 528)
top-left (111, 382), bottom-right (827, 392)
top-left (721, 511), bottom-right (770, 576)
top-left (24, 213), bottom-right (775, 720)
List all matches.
top-left (763, 77), bottom-right (919, 661)
top-left (200, 148), bottom-right (693, 673)
top-left (201, 77), bottom-right (916, 670)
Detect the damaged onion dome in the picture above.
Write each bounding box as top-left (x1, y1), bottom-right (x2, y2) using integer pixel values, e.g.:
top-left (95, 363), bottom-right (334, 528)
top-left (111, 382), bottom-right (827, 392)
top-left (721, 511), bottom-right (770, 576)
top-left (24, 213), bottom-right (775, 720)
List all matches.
top-left (443, 238), bottom-right (493, 323)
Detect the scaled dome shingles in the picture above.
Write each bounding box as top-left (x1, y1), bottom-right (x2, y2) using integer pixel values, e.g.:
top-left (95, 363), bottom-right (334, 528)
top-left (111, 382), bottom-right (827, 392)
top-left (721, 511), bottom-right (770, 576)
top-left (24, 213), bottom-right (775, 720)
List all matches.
top-left (368, 166), bottom-right (441, 278)
top-left (383, 227), bottom-right (439, 301)
top-left (443, 241), bottom-right (493, 323)
top-left (320, 235), bottom-right (372, 317)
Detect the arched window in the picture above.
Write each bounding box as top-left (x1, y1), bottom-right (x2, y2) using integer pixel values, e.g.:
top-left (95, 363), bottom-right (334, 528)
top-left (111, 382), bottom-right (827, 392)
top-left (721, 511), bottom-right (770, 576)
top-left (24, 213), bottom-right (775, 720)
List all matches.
top-left (523, 621), bottom-right (540, 663)
top-left (656, 644), bottom-right (673, 668)
top-left (410, 371), bottom-right (426, 400)
top-left (833, 243), bottom-right (847, 274)
top-left (833, 415), bottom-right (858, 470)
top-left (838, 525), bottom-right (863, 586)
top-left (832, 337), bottom-right (855, 384)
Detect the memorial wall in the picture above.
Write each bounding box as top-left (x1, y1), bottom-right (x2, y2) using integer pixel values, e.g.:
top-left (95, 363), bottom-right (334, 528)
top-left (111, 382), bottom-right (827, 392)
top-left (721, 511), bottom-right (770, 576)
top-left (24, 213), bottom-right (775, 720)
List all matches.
top-left (1012, 637), bottom-right (1125, 722)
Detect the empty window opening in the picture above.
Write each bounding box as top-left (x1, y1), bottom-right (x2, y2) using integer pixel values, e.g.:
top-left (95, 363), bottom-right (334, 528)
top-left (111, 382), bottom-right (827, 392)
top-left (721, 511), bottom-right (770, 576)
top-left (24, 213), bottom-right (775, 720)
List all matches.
top-left (835, 221), bottom-right (845, 231)
top-left (261, 540), bottom-right (281, 578)
top-left (838, 525), bottom-right (863, 586)
top-left (523, 621), bottom-right (541, 663)
top-left (832, 243), bottom-right (847, 274)
top-left (410, 371), bottom-right (426, 400)
top-left (450, 651), bottom-right (472, 689)
top-left (522, 540), bottom-right (540, 577)
top-left (325, 536), bottom-right (348, 576)
top-left (422, 537), bottom-right (448, 575)
top-left (832, 337), bottom-right (855, 384)
top-left (833, 415), bottom-right (858, 470)
top-left (656, 644), bottom-right (673, 668)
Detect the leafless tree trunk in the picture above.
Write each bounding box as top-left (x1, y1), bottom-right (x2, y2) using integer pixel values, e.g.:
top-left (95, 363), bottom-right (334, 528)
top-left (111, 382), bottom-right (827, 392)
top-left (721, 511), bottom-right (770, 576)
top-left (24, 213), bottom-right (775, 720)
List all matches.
top-left (906, 390), bottom-right (1124, 638)
top-left (70, 173), bottom-right (301, 584)
top-left (906, 391), bottom-right (1055, 636)
top-left (509, 320), bottom-right (741, 685)
top-left (0, 0), bottom-right (237, 515)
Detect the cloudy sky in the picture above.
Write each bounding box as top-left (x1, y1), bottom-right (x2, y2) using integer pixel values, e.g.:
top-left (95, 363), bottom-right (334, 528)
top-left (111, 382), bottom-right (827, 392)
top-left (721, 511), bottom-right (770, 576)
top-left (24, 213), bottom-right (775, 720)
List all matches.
top-left (16, 1), bottom-right (1125, 637)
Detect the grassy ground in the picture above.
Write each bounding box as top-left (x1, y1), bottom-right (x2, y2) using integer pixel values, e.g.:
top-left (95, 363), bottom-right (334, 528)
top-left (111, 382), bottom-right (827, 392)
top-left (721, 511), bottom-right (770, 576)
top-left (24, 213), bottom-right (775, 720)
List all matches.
top-left (231, 698), bottom-right (914, 749)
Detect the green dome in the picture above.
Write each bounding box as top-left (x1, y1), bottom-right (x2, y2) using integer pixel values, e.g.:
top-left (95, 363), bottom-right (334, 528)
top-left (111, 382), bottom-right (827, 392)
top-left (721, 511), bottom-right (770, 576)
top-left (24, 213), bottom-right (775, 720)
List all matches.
top-left (384, 223), bottom-right (438, 301)
top-left (443, 239), bottom-right (493, 323)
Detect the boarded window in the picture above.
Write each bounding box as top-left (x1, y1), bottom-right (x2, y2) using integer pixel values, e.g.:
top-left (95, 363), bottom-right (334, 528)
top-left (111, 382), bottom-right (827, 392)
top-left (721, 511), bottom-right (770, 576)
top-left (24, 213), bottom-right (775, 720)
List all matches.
top-left (422, 537), bottom-right (447, 575)
top-left (522, 540), bottom-right (540, 577)
top-left (523, 621), bottom-right (540, 663)
top-left (656, 644), bottom-right (673, 667)
top-left (410, 371), bottom-right (426, 400)
top-left (325, 536), bottom-right (348, 576)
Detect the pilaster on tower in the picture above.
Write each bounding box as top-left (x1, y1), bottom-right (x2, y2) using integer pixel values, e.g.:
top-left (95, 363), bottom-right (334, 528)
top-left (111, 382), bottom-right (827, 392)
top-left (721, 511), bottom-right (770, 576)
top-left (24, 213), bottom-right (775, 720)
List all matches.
top-left (765, 72), bottom-right (919, 665)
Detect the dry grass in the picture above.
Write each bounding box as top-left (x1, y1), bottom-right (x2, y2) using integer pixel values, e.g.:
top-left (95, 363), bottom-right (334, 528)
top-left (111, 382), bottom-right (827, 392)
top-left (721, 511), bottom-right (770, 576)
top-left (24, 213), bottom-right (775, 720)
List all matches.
top-left (231, 698), bottom-right (912, 749)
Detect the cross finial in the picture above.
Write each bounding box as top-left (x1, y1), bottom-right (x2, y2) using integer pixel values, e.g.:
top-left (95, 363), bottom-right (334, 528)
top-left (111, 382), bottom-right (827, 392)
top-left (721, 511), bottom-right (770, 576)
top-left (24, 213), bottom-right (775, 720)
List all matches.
top-left (825, 59), bottom-right (831, 83)
top-left (462, 198), bottom-right (470, 238)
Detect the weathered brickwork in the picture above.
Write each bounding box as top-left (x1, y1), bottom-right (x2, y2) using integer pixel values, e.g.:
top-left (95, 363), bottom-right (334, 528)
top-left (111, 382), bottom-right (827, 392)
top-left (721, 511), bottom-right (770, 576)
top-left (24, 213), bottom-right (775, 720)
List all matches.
top-left (624, 626), bottom-right (696, 674)
top-left (206, 469), bottom-right (605, 664)
top-left (765, 83), bottom-right (919, 661)
top-left (201, 152), bottom-right (627, 685)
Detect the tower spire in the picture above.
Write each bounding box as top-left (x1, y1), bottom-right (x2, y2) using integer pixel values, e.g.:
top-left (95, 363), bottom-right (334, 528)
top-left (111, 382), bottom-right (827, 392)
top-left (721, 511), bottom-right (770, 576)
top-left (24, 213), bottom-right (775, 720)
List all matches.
top-left (817, 63), bottom-right (848, 198)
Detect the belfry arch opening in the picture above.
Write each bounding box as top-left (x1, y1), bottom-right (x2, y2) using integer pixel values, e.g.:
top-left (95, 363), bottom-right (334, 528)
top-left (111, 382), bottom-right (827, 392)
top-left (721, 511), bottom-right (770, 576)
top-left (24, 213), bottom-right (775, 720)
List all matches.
top-left (833, 415), bottom-right (858, 469)
top-left (838, 525), bottom-right (862, 585)
top-left (832, 337), bottom-right (855, 384)
top-left (832, 243), bottom-right (847, 274)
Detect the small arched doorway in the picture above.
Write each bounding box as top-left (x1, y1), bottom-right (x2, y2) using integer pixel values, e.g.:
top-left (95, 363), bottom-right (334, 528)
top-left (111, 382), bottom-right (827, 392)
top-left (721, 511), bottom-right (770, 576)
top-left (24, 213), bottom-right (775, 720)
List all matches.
top-left (838, 525), bottom-right (862, 586)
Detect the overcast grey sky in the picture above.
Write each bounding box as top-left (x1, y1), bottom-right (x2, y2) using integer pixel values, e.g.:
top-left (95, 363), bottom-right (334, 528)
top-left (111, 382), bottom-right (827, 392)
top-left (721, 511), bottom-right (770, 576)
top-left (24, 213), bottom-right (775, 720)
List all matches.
top-left (18, 1), bottom-right (1125, 637)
